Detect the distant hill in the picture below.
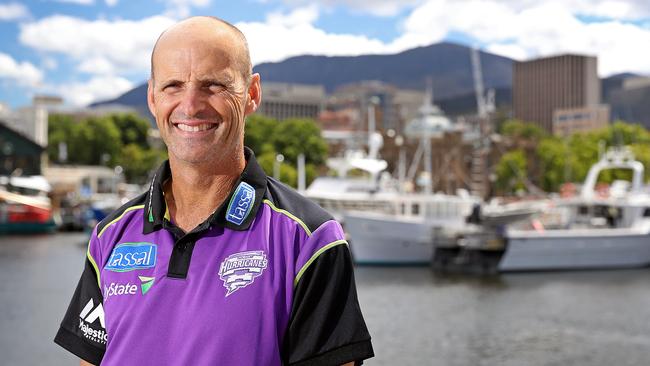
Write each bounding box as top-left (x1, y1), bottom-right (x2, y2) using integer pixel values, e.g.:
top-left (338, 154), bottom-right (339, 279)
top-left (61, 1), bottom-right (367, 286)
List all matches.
top-left (253, 42), bottom-right (513, 100)
top-left (91, 41), bottom-right (514, 116)
top-left (601, 72), bottom-right (640, 102)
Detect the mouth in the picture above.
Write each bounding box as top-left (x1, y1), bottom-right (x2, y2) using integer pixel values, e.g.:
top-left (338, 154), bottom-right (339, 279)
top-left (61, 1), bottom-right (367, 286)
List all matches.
top-left (172, 121), bottom-right (220, 133)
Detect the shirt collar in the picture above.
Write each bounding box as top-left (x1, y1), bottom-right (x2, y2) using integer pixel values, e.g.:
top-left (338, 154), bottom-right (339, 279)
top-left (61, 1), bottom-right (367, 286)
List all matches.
top-left (143, 147), bottom-right (267, 234)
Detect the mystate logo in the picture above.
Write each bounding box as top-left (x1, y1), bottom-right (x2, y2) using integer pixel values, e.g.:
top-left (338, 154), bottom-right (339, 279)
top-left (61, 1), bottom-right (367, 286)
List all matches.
top-left (218, 250), bottom-right (268, 297)
top-left (79, 298), bottom-right (107, 345)
top-left (104, 277), bottom-right (156, 301)
top-left (104, 281), bottom-right (138, 301)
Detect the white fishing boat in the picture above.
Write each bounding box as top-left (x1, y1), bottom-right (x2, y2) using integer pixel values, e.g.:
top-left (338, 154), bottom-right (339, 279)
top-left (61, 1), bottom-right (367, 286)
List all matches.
top-left (341, 77), bottom-right (489, 264)
top-left (345, 190), bottom-right (481, 264)
top-left (304, 147), bottom-right (399, 222)
top-left (499, 147), bottom-right (650, 271)
top-left (432, 147), bottom-right (650, 273)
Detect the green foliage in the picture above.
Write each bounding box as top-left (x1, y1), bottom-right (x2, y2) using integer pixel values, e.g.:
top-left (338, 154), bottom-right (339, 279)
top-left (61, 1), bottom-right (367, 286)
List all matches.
top-left (495, 149), bottom-right (527, 193)
top-left (257, 152), bottom-right (298, 186)
top-left (48, 113), bottom-right (165, 183)
top-left (496, 119), bottom-right (650, 194)
top-left (500, 119), bottom-right (546, 140)
top-left (245, 115), bottom-right (328, 187)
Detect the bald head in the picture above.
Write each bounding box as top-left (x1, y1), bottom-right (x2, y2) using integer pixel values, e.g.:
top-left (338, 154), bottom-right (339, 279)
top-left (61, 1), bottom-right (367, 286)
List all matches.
top-left (150, 16), bottom-right (252, 85)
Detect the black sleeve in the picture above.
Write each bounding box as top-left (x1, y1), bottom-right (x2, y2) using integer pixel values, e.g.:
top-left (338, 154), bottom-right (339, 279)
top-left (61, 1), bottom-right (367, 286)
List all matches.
top-left (54, 258), bottom-right (106, 365)
top-left (283, 245), bottom-right (374, 366)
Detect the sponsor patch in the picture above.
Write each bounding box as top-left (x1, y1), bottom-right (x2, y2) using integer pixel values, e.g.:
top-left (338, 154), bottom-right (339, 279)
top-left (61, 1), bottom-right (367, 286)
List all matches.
top-left (218, 250), bottom-right (268, 297)
top-left (79, 298), bottom-right (107, 344)
top-left (226, 182), bottom-right (255, 225)
top-left (105, 242), bottom-right (157, 272)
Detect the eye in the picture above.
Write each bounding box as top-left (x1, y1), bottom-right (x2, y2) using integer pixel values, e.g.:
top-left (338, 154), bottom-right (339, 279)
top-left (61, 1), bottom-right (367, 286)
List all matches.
top-left (161, 81), bottom-right (181, 92)
top-left (208, 82), bottom-right (226, 91)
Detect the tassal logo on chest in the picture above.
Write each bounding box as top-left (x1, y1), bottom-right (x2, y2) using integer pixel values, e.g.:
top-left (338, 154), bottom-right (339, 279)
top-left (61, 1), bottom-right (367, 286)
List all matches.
top-left (105, 242), bottom-right (157, 272)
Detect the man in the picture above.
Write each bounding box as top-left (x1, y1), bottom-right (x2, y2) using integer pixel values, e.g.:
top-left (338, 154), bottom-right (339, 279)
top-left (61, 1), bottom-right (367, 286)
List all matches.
top-left (54, 16), bottom-right (374, 366)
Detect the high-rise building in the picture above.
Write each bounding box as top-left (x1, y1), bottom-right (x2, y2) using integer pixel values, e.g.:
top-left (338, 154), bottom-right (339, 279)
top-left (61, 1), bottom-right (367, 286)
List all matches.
top-left (513, 54), bottom-right (600, 133)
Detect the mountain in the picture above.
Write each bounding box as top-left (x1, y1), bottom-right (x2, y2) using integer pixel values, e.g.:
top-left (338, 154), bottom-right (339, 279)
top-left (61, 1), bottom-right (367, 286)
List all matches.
top-left (91, 42), bottom-right (514, 115)
top-left (253, 42), bottom-right (513, 100)
top-left (601, 72), bottom-right (640, 102)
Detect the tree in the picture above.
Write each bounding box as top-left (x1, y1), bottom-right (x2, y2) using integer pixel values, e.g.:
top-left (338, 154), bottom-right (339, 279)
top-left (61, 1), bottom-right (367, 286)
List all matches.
top-left (48, 113), bottom-right (165, 183)
top-left (495, 120), bottom-right (650, 194)
top-left (495, 149), bottom-right (527, 194)
top-left (244, 115), bottom-right (328, 187)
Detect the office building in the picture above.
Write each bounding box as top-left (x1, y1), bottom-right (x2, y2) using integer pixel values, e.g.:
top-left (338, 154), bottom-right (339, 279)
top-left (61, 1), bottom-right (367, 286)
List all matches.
top-left (513, 54), bottom-right (600, 133)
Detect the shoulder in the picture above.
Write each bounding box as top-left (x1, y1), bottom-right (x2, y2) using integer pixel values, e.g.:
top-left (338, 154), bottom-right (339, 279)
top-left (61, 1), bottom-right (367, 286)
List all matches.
top-left (264, 177), bottom-right (334, 235)
top-left (95, 192), bottom-right (147, 239)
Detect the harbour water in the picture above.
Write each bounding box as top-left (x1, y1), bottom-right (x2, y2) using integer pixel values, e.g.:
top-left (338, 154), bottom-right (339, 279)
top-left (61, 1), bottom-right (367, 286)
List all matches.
top-left (1, 233), bottom-right (649, 365)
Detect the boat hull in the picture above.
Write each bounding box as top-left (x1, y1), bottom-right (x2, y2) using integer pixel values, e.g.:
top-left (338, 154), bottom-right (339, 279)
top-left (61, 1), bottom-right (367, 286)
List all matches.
top-left (500, 230), bottom-right (650, 271)
top-left (345, 214), bottom-right (462, 265)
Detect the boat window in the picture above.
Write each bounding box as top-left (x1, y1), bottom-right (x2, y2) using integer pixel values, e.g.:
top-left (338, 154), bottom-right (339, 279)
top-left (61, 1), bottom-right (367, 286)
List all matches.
top-left (644, 208), bottom-right (650, 217)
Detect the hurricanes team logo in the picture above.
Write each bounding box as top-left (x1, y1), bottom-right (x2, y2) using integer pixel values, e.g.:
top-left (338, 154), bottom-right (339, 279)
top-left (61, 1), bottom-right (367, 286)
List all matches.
top-left (219, 250), bottom-right (268, 297)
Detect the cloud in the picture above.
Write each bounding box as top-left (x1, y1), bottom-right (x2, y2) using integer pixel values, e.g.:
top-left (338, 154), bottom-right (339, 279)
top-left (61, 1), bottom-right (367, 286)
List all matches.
top-left (42, 57), bottom-right (58, 70)
top-left (283, 0), bottom-right (421, 17)
top-left (398, 0), bottom-right (650, 76)
top-left (0, 52), bottom-right (43, 87)
top-left (235, 2), bottom-right (650, 77)
top-left (164, 0), bottom-right (211, 18)
top-left (105, 0), bottom-right (118, 6)
top-left (53, 0), bottom-right (94, 5)
top-left (19, 15), bottom-right (175, 76)
top-left (283, 0), bottom-right (650, 19)
top-left (46, 75), bottom-right (134, 106)
top-left (0, 2), bottom-right (30, 21)
top-left (237, 7), bottom-right (390, 65)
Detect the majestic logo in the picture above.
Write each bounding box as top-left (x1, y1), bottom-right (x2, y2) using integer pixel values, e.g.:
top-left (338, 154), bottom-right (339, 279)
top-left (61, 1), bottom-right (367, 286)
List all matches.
top-left (79, 298), bottom-right (107, 344)
top-left (218, 251), bottom-right (268, 297)
top-left (226, 182), bottom-right (255, 225)
top-left (105, 242), bottom-right (157, 272)
top-left (138, 275), bottom-right (155, 295)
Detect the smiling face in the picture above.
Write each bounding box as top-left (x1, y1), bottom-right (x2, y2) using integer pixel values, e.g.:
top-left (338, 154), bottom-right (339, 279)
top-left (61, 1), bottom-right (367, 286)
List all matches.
top-left (148, 18), bottom-right (260, 168)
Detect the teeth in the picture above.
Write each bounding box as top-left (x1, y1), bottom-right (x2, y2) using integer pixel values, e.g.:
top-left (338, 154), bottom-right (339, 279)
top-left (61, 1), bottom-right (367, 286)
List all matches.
top-left (176, 123), bottom-right (215, 132)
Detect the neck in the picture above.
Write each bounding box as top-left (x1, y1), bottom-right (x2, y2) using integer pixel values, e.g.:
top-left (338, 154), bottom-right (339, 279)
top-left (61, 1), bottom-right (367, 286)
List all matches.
top-left (165, 151), bottom-right (246, 232)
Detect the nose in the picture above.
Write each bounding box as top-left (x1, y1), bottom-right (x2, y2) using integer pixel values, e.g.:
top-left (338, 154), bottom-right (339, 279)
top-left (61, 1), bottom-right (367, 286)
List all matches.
top-left (177, 86), bottom-right (207, 118)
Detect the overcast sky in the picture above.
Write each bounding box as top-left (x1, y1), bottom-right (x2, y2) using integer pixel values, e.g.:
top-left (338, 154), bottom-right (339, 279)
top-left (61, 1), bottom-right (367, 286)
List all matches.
top-left (1, 0), bottom-right (649, 107)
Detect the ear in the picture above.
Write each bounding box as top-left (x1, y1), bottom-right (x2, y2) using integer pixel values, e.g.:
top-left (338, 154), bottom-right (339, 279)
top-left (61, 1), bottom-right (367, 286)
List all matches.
top-left (147, 79), bottom-right (156, 118)
top-left (244, 73), bottom-right (261, 117)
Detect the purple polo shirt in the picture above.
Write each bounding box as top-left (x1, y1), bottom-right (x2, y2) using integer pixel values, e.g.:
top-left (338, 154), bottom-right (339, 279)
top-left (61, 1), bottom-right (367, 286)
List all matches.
top-left (55, 148), bottom-right (373, 365)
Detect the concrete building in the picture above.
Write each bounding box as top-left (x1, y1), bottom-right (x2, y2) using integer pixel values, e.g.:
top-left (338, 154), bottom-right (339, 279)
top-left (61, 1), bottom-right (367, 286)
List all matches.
top-left (256, 82), bottom-right (325, 121)
top-left (513, 54), bottom-right (600, 133)
top-left (0, 95), bottom-right (62, 147)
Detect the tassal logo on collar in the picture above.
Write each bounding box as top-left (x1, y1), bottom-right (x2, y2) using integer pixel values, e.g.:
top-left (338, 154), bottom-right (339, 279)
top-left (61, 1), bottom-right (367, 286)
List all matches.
top-left (105, 242), bottom-right (157, 272)
top-left (219, 250), bottom-right (268, 297)
top-left (226, 182), bottom-right (255, 225)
